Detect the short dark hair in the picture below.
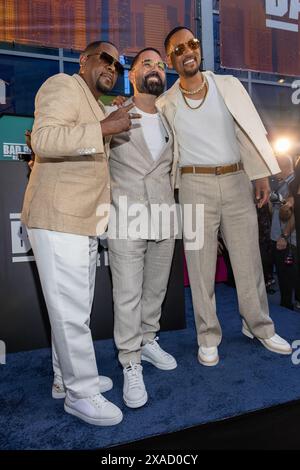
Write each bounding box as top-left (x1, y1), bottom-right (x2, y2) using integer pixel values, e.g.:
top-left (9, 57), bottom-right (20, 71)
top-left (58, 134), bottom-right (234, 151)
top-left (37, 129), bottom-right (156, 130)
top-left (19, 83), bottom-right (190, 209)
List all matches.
top-left (164, 26), bottom-right (195, 51)
top-left (82, 40), bottom-right (117, 55)
top-left (131, 47), bottom-right (162, 70)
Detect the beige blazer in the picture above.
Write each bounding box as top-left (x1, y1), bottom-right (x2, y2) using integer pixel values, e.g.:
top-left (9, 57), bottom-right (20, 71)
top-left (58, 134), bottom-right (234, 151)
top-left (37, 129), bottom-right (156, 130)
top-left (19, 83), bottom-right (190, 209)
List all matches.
top-left (108, 99), bottom-right (176, 240)
top-left (21, 73), bottom-right (111, 236)
top-left (156, 71), bottom-right (280, 188)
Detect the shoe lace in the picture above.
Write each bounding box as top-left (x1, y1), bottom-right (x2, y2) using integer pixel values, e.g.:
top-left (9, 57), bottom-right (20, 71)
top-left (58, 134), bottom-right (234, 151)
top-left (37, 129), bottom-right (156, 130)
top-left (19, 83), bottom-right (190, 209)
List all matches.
top-left (89, 393), bottom-right (107, 408)
top-left (148, 337), bottom-right (170, 357)
top-left (125, 362), bottom-right (142, 389)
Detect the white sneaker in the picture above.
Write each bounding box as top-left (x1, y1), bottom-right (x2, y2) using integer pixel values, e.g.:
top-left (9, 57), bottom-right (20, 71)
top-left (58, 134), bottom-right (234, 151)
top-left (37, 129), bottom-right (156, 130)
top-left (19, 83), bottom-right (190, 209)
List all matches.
top-left (198, 346), bottom-right (219, 367)
top-left (242, 320), bottom-right (292, 355)
top-left (52, 374), bottom-right (113, 399)
top-left (141, 337), bottom-right (177, 370)
top-left (123, 362), bottom-right (148, 409)
top-left (64, 392), bottom-right (123, 426)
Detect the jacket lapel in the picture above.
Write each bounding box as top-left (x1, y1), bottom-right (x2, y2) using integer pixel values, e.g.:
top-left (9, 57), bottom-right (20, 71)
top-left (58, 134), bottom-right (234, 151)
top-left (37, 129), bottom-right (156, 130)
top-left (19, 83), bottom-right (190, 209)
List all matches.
top-left (131, 111), bottom-right (156, 166)
top-left (146, 112), bottom-right (173, 172)
top-left (130, 101), bottom-right (173, 168)
top-left (73, 74), bottom-right (107, 121)
top-left (73, 74), bottom-right (111, 157)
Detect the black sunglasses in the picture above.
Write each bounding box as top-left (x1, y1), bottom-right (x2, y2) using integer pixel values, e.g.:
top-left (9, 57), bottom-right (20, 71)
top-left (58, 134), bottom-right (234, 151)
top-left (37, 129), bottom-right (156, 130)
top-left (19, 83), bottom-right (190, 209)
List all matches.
top-left (86, 51), bottom-right (124, 75)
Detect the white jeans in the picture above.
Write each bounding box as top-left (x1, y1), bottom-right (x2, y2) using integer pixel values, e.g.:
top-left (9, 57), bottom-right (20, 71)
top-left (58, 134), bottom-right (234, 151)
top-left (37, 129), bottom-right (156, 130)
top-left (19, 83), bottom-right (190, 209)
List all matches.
top-left (27, 228), bottom-right (100, 398)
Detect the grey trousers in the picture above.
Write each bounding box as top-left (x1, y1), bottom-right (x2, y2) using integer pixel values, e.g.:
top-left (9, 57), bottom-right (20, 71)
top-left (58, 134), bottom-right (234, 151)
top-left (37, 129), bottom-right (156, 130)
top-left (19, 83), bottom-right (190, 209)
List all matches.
top-left (108, 238), bottom-right (175, 367)
top-left (179, 170), bottom-right (275, 348)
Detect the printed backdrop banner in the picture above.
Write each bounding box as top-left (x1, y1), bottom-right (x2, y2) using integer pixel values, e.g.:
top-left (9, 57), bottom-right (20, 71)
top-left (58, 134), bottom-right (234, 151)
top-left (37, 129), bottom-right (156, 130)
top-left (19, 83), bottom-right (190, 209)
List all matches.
top-left (0, 0), bottom-right (195, 56)
top-left (0, 162), bottom-right (185, 352)
top-left (220, 0), bottom-right (300, 76)
top-left (0, 115), bottom-right (33, 161)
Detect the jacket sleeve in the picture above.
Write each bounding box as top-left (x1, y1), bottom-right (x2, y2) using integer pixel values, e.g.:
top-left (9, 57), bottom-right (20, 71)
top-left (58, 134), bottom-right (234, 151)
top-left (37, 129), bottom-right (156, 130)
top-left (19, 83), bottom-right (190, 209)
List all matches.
top-left (31, 74), bottom-right (104, 158)
top-left (231, 76), bottom-right (268, 134)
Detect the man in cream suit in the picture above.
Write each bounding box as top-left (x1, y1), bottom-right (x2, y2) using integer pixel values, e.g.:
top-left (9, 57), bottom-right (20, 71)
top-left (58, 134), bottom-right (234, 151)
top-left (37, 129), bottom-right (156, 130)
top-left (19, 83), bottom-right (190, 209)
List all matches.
top-left (107, 48), bottom-right (177, 409)
top-left (156, 27), bottom-right (292, 366)
top-left (21, 41), bottom-right (140, 426)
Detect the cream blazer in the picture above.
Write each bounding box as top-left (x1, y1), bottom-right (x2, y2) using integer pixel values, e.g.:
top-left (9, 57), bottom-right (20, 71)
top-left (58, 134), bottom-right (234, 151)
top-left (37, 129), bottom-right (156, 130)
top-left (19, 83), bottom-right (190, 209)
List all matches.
top-left (156, 71), bottom-right (280, 188)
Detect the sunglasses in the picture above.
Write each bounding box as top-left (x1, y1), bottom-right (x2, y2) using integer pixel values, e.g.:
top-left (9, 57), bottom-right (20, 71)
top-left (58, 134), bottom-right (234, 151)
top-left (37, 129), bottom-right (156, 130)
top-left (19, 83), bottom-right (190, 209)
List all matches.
top-left (141, 59), bottom-right (166, 71)
top-left (86, 51), bottom-right (124, 75)
top-left (169, 38), bottom-right (200, 57)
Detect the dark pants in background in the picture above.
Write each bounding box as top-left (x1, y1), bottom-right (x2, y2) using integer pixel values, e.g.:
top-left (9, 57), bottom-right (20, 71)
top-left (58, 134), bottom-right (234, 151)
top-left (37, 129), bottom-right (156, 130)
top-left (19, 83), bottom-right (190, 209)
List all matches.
top-left (272, 241), bottom-right (300, 310)
top-left (295, 195), bottom-right (300, 275)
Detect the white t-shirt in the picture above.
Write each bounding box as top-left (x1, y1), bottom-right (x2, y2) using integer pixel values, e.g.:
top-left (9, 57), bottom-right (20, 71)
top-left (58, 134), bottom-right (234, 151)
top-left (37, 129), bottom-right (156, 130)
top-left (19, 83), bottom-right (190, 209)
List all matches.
top-left (174, 75), bottom-right (241, 167)
top-left (135, 106), bottom-right (167, 161)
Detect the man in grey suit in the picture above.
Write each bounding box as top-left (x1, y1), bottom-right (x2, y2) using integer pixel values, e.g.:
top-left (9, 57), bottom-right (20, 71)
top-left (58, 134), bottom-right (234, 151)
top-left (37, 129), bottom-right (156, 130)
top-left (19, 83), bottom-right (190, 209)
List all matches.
top-left (107, 48), bottom-right (177, 409)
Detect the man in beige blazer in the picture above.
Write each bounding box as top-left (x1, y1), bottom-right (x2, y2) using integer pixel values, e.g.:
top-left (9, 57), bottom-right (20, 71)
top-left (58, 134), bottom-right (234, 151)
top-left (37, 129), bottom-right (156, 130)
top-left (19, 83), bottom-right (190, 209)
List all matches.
top-left (21, 40), bottom-right (140, 426)
top-left (107, 48), bottom-right (177, 409)
top-left (156, 27), bottom-right (292, 366)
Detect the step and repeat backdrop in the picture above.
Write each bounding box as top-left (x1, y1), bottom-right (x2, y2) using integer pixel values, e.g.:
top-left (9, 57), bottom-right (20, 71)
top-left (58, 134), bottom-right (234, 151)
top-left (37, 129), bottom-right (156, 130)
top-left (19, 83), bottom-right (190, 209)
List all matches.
top-left (0, 117), bottom-right (185, 353)
top-left (0, 161), bottom-right (186, 353)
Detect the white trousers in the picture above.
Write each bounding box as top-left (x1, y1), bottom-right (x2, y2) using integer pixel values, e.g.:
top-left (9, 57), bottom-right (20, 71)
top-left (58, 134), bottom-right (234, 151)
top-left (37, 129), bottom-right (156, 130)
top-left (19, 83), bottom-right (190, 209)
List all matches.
top-left (27, 228), bottom-right (100, 398)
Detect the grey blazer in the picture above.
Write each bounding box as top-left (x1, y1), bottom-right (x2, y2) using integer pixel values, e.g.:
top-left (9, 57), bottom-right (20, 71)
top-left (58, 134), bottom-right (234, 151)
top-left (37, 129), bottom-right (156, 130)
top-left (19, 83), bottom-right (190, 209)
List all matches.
top-left (108, 100), bottom-right (177, 241)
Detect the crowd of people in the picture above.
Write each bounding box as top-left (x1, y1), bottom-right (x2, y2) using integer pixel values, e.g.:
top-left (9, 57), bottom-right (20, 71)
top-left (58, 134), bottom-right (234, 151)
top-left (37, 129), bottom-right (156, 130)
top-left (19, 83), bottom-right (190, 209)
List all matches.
top-left (221, 155), bottom-right (300, 311)
top-left (259, 155), bottom-right (300, 310)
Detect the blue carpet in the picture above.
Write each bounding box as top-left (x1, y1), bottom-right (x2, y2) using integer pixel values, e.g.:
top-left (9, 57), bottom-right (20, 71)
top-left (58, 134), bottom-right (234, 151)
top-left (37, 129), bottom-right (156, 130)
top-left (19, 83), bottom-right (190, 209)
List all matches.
top-left (1, 284), bottom-right (300, 450)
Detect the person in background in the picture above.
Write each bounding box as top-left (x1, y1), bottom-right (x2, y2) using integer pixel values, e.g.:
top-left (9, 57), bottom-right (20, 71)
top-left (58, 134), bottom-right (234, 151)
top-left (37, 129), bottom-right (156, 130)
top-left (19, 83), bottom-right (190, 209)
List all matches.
top-left (257, 203), bottom-right (276, 294)
top-left (270, 155), bottom-right (300, 310)
top-left (289, 156), bottom-right (300, 309)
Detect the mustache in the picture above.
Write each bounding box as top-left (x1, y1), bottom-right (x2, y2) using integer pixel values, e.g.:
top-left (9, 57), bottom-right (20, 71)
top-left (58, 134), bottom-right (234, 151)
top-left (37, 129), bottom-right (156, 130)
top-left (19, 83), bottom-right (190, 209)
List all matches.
top-left (145, 72), bottom-right (162, 82)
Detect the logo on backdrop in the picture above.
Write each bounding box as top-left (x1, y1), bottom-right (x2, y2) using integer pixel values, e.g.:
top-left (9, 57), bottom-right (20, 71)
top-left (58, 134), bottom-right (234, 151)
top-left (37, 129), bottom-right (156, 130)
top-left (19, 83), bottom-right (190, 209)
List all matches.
top-left (265, 0), bottom-right (300, 32)
top-left (10, 214), bottom-right (34, 263)
top-left (3, 143), bottom-right (31, 160)
top-left (9, 213), bottom-right (109, 266)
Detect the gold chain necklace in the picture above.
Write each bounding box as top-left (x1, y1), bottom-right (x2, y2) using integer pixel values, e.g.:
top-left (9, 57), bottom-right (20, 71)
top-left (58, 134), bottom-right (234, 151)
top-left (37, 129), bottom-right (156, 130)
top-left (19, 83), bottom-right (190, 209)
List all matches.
top-left (181, 77), bottom-right (209, 110)
top-left (179, 76), bottom-right (206, 95)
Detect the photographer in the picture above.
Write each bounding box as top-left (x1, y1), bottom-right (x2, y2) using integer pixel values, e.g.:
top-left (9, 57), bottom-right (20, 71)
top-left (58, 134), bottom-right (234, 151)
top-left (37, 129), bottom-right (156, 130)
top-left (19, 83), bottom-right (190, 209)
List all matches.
top-left (271, 155), bottom-right (300, 310)
top-left (290, 157), bottom-right (300, 277)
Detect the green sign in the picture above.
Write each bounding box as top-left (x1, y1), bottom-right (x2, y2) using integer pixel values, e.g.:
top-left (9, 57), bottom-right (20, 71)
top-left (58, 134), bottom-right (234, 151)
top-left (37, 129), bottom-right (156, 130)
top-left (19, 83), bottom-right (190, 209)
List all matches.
top-left (0, 99), bottom-right (119, 161)
top-left (0, 115), bottom-right (34, 161)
